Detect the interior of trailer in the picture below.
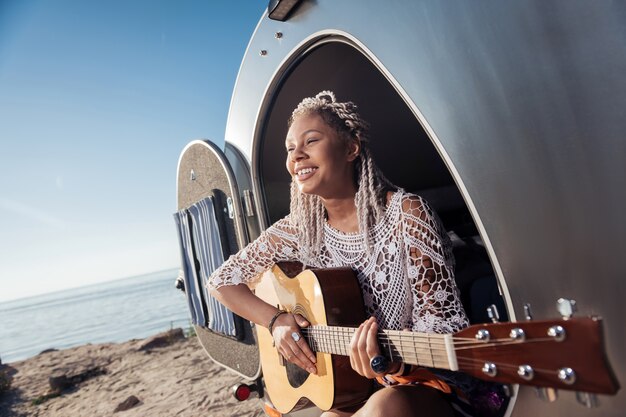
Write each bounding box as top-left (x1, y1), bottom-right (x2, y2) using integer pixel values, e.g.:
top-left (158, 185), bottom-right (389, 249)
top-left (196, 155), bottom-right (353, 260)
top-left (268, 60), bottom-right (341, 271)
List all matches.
top-left (256, 39), bottom-right (506, 324)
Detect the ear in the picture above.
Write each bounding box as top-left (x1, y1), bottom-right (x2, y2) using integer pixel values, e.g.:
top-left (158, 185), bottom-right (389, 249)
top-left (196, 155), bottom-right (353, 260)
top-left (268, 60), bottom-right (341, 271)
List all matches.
top-left (346, 139), bottom-right (361, 162)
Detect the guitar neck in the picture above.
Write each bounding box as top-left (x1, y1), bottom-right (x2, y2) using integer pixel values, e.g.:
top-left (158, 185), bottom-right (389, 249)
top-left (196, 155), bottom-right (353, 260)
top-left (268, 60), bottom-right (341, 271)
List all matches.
top-left (301, 325), bottom-right (458, 371)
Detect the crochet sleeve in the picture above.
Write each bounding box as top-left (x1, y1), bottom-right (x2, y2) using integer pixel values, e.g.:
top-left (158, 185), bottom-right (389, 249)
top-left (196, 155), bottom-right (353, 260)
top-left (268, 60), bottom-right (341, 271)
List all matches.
top-left (401, 195), bottom-right (469, 333)
top-left (206, 216), bottom-right (300, 290)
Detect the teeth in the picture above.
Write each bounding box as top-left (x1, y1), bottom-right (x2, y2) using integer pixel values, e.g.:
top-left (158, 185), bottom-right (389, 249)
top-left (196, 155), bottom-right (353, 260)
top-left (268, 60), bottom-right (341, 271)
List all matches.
top-left (297, 167), bottom-right (316, 176)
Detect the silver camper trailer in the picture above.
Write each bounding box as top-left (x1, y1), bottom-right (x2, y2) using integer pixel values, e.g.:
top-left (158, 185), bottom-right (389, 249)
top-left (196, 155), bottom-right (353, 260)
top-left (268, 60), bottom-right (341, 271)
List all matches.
top-left (176, 1), bottom-right (624, 416)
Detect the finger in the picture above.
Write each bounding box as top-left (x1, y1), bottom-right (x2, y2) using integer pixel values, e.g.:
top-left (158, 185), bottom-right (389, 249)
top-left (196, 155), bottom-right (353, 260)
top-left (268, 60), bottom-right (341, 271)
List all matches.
top-left (358, 318), bottom-right (377, 375)
top-left (293, 332), bottom-right (317, 364)
top-left (273, 315), bottom-right (308, 370)
top-left (280, 341), bottom-right (306, 370)
top-left (286, 338), bottom-right (317, 374)
top-left (281, 329), bottom-right (316, 372)
top-left (291, 331), bottom-right (318, 372)
top-left (365, 318), bottom-right (381, 359)
top-left (358, 318), bottom-right (375, 377)
top-left (350, 321), bottom-right (366, 376)
top-left (294, 314), bottom-right (310, 328)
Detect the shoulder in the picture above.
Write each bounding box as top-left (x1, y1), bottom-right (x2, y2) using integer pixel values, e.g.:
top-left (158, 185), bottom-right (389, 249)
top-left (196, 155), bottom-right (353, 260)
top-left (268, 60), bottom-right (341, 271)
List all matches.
top-left (392, 190), bottom-right (432, 221)
top-left (267, 214), bottom-right (298, 237)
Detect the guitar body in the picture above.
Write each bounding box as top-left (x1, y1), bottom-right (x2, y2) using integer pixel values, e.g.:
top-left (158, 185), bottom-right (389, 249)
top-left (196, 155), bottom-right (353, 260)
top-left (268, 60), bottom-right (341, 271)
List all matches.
top-left (255, 263), bottom-right (373, 413)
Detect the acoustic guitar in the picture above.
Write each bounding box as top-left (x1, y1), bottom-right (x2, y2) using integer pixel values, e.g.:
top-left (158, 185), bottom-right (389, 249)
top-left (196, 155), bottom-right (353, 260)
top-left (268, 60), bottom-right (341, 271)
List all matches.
top-left (254, 263), bottom-right (619, 413)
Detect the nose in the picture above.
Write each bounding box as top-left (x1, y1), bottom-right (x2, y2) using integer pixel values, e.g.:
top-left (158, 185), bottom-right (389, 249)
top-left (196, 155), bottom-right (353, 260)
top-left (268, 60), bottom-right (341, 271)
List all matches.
top-left (286, 143), bottom-right (307, 175)
top-left (290, 143), bottom-right (307, 162)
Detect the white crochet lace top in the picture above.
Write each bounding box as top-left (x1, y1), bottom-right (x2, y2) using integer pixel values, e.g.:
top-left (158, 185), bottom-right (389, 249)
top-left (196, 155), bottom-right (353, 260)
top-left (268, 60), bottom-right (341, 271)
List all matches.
top-left (207, 190), bottom-right (469, 334)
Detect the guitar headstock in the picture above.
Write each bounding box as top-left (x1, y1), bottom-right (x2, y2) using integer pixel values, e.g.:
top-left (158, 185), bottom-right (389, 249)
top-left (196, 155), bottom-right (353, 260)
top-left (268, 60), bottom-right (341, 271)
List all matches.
top-left (454, 317), bottom-right (619, 395)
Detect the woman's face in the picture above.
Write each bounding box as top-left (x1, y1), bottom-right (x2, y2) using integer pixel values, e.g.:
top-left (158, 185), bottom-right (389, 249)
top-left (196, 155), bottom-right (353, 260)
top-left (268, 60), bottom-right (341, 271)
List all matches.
top-left (285, 113), bottom-right (359, 198)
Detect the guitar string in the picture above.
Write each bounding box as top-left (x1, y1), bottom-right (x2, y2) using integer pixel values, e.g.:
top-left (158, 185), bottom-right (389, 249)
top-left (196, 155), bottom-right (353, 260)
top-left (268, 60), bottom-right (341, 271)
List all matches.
top-left (303, 331), bottom-right (454, 367)
top-left (302, 327), bottom-right (555, 351)
top-left (303, 325), bottom-right (521, 345)
top-left (303, 334), bottom-right (547, 353)
top-left (304, 326), bottom-right (557, 344)
top-left (304, 332), bottom-right (570, 377)
top-left (308, 332), bottom-right (572, 374)
top-left (302, 331), bottom-right (451, 355)
top-left (303, 327), bottom-right (557, 350)
top-left (302, 329), bottom-right (560, 370)
top-left (304, 336), bottom-right (569, 377)
top-left (303, 330), bottom-right (527, 355)
top-left (306, 324), bottom-right (559, 342)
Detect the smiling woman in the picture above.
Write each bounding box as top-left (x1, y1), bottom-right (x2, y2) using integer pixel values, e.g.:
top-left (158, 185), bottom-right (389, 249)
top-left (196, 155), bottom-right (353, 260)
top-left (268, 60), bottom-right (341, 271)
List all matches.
top-left (206, 91), bottom-right (490, 417)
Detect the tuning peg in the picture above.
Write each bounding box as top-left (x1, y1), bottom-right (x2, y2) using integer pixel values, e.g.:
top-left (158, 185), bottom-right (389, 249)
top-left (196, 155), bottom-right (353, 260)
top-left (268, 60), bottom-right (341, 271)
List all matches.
top-left (523, 303), bottom-right (533, 321)
top-left (535, 387), bottom-right (558, 402)
top-left (576, 392), bottom-right (599, 408)
top-left (487, 304), bottom-right (500, 323)
top-left (557, 298), bottom-right (577, 319)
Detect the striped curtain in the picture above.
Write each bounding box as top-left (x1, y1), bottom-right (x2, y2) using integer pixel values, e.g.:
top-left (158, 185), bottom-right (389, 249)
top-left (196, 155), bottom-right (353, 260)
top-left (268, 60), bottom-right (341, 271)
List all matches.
top-left (174, 197), bottom-right (238, 338)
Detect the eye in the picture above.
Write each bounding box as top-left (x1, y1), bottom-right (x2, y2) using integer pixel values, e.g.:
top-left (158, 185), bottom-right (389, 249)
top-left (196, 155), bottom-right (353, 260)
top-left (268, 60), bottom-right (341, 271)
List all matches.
top-left (306, 137), bottom-right (319, 145)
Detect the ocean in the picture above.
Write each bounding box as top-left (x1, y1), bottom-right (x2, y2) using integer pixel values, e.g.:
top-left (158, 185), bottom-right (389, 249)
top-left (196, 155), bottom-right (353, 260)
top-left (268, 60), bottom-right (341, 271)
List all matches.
top-left (0, 269), bottom-right (190, 364)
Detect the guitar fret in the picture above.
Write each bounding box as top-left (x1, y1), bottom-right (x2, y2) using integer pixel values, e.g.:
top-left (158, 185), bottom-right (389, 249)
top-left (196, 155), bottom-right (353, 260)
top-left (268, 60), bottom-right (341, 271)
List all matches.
top-left (428, 334), bottom-right (434, 367)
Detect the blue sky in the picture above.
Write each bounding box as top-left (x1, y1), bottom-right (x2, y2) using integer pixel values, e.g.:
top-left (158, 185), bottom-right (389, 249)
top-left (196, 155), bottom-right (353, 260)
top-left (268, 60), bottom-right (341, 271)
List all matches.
top-left (0, 0), bottom-right (266, 301)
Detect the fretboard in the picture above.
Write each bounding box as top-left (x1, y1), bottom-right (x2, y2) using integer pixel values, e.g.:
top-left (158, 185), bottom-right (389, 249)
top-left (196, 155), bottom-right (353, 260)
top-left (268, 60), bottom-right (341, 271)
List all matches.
top-left (301, 325), bottom-right (458, 371)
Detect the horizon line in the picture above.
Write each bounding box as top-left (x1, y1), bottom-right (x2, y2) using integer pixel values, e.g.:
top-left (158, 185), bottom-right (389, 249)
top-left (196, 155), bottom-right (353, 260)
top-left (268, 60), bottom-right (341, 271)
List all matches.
top-left (0, 266), bottom-right (180, 305)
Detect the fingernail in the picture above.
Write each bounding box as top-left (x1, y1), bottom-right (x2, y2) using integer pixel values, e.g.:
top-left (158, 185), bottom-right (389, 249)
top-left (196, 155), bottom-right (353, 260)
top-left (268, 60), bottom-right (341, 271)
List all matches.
top-left (309, 367), bottom-right (316, 374)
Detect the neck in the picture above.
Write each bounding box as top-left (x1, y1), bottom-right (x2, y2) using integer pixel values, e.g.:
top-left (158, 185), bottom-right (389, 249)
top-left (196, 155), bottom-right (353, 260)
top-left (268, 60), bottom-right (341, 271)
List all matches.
top-left (321, 190), bottom-right (358, 232)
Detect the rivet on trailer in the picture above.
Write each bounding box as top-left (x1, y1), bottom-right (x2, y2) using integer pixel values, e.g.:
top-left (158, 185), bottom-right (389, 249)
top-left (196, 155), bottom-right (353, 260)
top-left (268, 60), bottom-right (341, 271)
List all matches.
top-left (174, 1), bottom-right (624, 416)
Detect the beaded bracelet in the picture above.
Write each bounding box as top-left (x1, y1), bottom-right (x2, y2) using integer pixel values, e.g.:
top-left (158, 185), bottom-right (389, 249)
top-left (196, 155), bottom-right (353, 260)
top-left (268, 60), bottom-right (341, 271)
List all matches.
top-left (378, 363), bottom-right (411, 386)
top-left (268, 309), bottom-right (287, 336)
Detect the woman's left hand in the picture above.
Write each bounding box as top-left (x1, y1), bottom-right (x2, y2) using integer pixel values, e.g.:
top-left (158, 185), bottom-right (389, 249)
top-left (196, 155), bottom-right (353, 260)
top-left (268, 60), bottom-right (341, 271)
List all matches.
top-left (349, 316), bottom-right (399, 378)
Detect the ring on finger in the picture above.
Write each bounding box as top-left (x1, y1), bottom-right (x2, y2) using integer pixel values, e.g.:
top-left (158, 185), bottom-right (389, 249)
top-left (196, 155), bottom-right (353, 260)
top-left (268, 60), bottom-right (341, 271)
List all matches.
top-left (370, 355), bottom-right (390, 374)
top-left (291, 331), bottom-right (301, 342)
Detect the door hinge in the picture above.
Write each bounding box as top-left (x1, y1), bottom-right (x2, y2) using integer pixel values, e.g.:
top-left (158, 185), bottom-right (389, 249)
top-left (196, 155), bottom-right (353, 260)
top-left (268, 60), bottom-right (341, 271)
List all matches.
top-left (242, 189), bottom-right (256, 217)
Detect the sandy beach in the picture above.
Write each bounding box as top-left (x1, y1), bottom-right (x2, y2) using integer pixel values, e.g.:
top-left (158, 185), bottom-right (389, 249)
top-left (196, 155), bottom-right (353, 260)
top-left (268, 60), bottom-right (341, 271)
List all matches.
top-left (0, 329), bottom-right (265, 417)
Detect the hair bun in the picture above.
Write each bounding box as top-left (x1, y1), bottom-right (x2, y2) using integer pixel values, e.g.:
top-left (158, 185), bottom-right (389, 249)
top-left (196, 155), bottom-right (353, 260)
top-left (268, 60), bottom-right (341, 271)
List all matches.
top-left (315, 90), bottom-right (336, 103)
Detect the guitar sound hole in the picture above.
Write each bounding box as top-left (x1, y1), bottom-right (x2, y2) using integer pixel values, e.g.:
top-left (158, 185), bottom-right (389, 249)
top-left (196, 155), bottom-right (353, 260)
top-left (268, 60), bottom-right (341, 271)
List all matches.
top-left (286, 362), bottom-right (310, 388)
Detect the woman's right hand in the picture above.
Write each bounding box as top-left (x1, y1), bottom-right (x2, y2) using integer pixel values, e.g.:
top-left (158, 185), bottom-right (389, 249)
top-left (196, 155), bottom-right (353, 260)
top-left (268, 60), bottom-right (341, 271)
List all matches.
top-left (271, 313), bottom-right (318, 374)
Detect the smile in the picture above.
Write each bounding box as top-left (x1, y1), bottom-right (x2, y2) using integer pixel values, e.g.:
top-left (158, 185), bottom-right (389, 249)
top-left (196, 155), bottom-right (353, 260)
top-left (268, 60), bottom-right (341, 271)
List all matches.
top-left (295, 167), bottom-right (318, 180)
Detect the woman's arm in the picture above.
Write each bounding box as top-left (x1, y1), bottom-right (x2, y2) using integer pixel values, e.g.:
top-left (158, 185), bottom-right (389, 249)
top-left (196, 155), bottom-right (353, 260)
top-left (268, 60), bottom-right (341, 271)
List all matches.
top-left (210, 283), bottom-right (276, 327)
top-left (402, 194), bottom-right (469, 333)
top-left (206, 217), bottom-right (318, 373)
